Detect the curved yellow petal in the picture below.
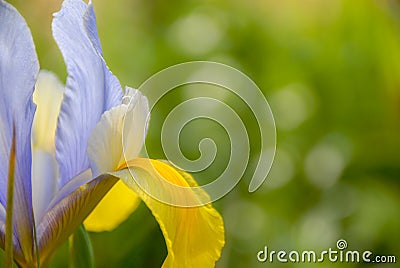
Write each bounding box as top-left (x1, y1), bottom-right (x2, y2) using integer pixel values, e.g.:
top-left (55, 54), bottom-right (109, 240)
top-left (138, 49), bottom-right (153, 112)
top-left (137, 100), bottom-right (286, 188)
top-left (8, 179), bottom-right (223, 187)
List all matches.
top-left (114, 159), bottom-right (225, 268)
top-left (84, 180), bottom-right (140, 232)
top-left (86, 88), bottom-right (224, 266)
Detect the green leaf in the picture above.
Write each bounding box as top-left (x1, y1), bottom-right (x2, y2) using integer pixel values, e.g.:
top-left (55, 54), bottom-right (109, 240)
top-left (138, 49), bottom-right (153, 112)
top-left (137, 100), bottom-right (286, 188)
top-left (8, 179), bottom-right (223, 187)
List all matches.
top-left (68, 225), bottom-right (94, 268)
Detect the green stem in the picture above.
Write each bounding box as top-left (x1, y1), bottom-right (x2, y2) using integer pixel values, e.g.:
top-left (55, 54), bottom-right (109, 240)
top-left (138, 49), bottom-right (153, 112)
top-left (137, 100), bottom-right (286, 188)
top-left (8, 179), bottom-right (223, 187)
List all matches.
top-left (5, 127), bottom-right (16, 268)
top-left (33, 221), bottom-right (40, 268)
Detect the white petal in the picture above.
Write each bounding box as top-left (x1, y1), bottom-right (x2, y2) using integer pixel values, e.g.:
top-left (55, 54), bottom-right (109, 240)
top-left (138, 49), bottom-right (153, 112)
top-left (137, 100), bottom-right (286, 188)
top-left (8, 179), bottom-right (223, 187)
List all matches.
top-left (32, 71), bottom-right (64, 151)
top-left (122, 87), bottom-right (150, 163)
top-left (87, 88), bottom-right (150, 176)
top-left (32, 149), bottom-right (58, 225)
top-left (31, 71), bottom-right (64, 225)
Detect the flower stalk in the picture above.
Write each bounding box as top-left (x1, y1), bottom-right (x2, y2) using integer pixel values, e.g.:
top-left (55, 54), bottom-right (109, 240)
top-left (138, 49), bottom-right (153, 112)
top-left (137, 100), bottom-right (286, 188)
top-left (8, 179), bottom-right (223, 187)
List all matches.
top-left (5, 127), bottom-right (16, 268)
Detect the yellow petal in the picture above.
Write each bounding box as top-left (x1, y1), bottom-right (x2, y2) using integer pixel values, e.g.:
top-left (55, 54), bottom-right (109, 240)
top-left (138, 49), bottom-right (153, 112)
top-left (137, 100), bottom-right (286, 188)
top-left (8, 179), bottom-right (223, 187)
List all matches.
top-left (84, 180), bottom-right (140, 232)
top-left (114, 159), bottom-right (225, 268)
top-left (85, 87), bottom-right (224, 266)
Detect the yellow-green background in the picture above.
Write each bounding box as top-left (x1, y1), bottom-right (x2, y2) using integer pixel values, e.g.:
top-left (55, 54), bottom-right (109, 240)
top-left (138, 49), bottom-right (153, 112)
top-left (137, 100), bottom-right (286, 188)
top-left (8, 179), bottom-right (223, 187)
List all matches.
top-left (4, 0), bottom-right (400, 267)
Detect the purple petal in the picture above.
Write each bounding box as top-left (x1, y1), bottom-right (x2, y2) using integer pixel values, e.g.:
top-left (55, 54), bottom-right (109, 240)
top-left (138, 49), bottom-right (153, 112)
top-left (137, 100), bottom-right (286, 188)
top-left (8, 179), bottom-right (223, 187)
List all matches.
top-left (52, 0), bottom-right (122, 187)
top-left (0, 0), bottom-right (39, 261)
top-left (36, 173), bottom-right (118, 266)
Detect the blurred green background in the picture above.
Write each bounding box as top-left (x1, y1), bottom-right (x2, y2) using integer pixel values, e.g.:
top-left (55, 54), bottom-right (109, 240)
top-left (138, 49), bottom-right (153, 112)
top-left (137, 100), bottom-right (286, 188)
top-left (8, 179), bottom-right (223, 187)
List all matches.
top-left (5, 0), bottom-right (400, 267)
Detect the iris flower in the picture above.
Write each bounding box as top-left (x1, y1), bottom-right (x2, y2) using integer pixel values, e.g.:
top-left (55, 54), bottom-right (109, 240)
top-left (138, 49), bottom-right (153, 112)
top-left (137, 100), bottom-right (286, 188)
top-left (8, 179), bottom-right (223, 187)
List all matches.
top-left (0, 0), bottom-right (224, 267)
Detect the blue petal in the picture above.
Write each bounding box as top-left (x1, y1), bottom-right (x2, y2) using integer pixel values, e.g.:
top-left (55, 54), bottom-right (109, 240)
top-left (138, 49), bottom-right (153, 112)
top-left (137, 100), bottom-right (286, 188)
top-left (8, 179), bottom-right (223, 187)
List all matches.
top-left (0, 0), bottom-right (39, 261)
top-left (83, 2), bottom-right (124, 110)
top-left (53, 0), bottom-right (122, 187)
top-left (82, 2), bottom-right (102, 57)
